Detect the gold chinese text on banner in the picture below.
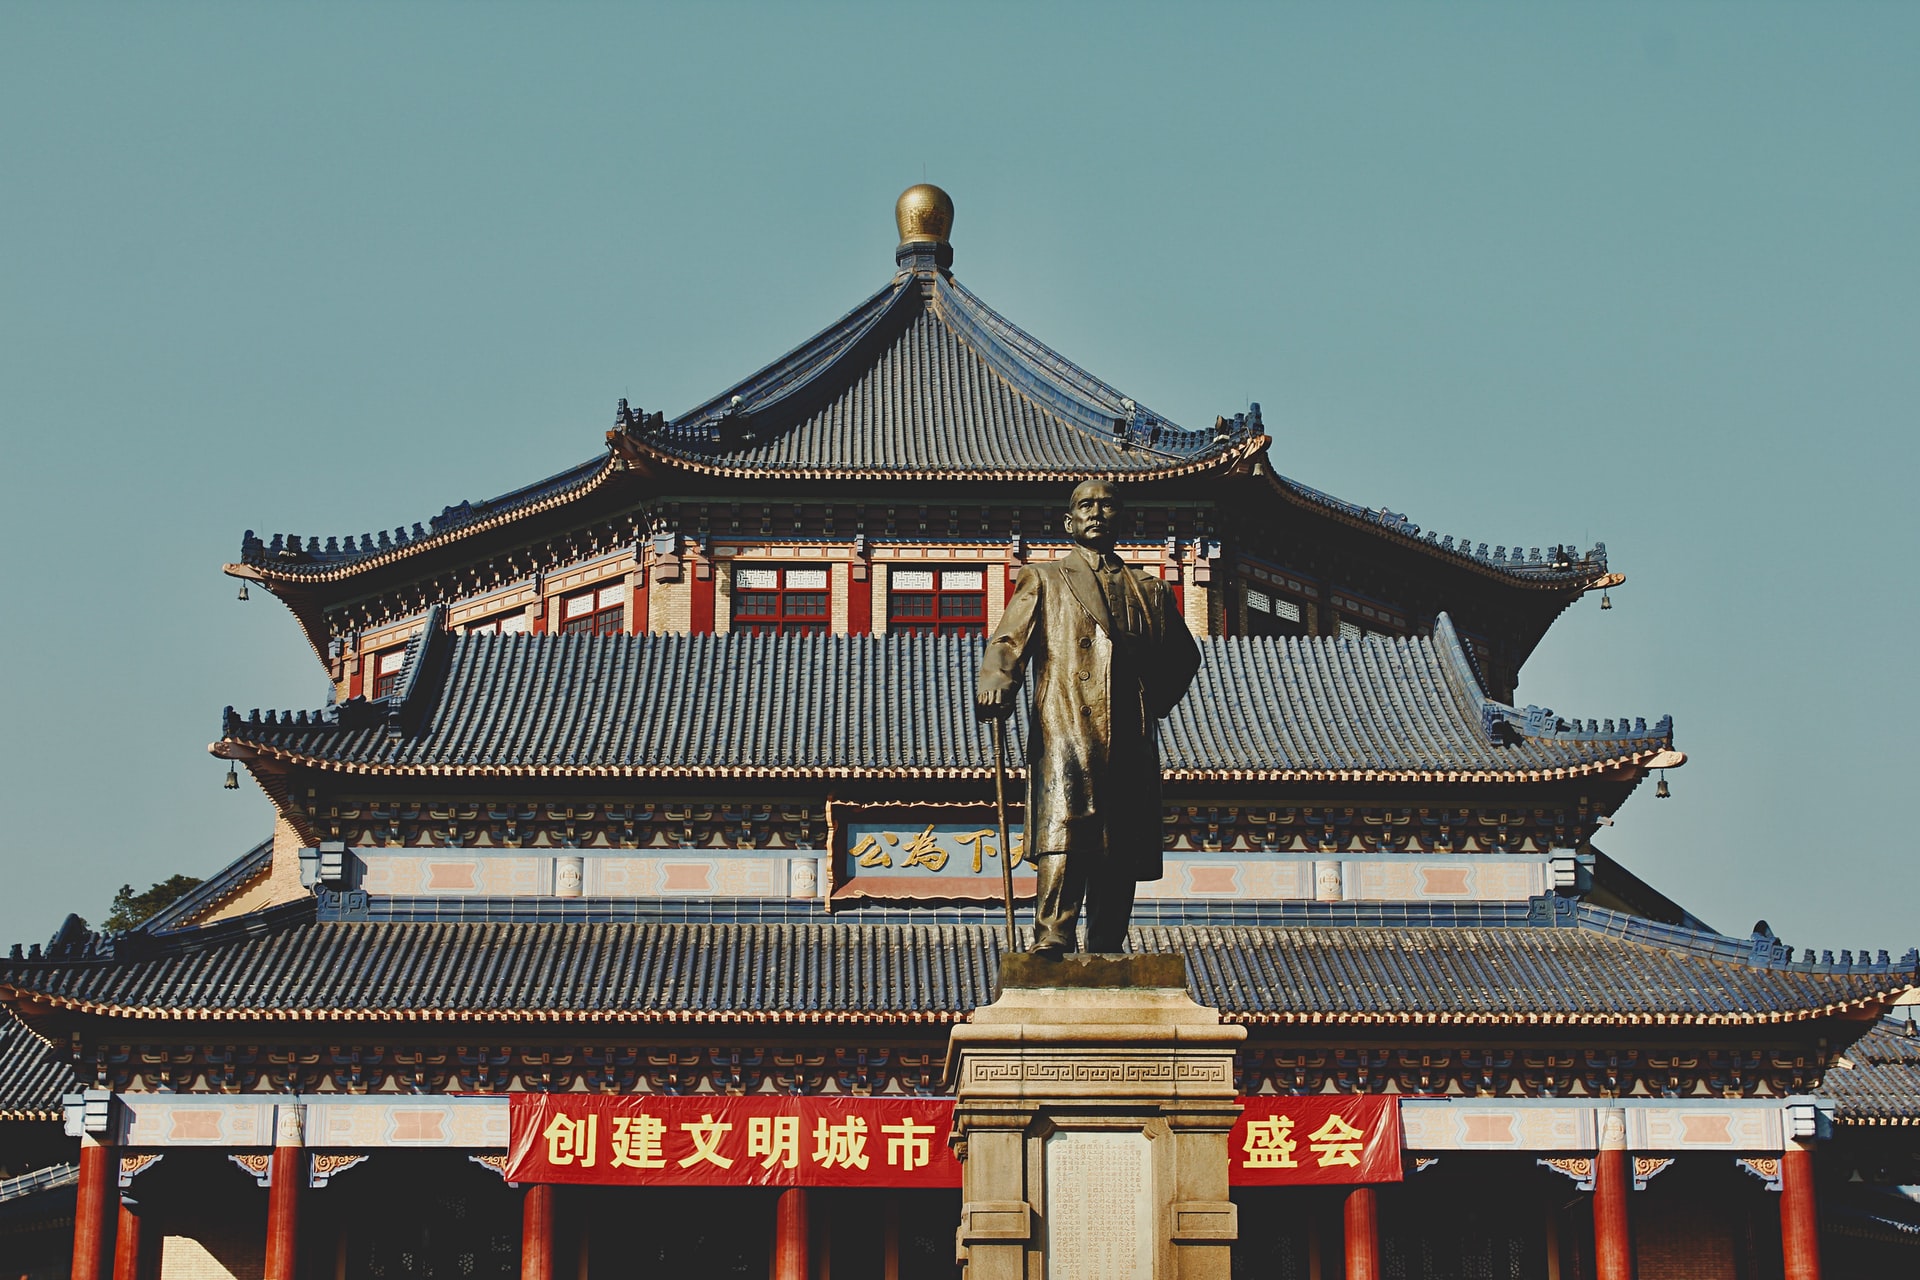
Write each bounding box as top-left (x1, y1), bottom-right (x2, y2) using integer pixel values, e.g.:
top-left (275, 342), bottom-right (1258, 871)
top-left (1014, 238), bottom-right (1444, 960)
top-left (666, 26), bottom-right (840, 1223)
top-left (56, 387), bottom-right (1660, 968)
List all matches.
top-left (507, 1095), bottom-right (961, 1188)
top-left (1230, 1096), bottom-right (1403, 1185)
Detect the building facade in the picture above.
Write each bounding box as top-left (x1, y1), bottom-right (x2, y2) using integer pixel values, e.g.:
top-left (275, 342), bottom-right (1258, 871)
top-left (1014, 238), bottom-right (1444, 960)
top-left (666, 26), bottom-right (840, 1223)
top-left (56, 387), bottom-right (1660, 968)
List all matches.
top-left (1, 186), bottom-right (1915, 1279)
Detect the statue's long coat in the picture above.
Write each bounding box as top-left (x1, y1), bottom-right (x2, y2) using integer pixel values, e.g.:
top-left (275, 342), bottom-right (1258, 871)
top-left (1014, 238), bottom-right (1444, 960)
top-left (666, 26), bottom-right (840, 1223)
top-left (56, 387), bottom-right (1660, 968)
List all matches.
top-left (977, 552), bottom-right (1201, 881)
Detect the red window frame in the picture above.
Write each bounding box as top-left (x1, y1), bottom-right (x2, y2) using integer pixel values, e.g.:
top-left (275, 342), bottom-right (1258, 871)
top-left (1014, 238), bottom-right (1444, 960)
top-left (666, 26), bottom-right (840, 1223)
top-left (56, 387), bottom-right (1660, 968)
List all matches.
top-left (559, 582), bottom-right (627, 636)
top-left (370, 646), bottom-right (409, 699)
top-left (887, 568), bottom-right (988, 636)
top-left (731, 566), bottom-right (830, 636)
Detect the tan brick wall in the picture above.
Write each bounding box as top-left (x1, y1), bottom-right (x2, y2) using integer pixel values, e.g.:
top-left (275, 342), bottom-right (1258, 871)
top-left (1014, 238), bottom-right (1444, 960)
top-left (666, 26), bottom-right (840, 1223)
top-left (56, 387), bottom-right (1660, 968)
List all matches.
top-left (161, 1221), bottom-right (263, 1280)
top-left (649, 575), bottom-right (690, 634)
top-left (1184, 578), bottom-right (1211, 639)
top-left (830, 562), bottom-right (849, 635)
top-left (986, 561), bottom-right (1010, 633)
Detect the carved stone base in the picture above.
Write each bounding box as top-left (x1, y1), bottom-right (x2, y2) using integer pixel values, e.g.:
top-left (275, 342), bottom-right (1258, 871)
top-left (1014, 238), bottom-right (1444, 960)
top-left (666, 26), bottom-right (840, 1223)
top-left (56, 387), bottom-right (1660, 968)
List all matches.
top-left (946, 956), bottom-right (1245, 1280)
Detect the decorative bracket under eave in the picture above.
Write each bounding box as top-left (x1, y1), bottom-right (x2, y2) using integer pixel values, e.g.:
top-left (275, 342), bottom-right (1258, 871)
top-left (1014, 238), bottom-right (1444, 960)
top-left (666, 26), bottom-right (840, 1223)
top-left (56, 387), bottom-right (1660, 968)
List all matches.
top-left (309, 1152), bottom-right (370, 1189)
top-left (118, 1152), bottom-right (163, 1189)
top-left (1536, 1155), bottom-right (1596, 1191)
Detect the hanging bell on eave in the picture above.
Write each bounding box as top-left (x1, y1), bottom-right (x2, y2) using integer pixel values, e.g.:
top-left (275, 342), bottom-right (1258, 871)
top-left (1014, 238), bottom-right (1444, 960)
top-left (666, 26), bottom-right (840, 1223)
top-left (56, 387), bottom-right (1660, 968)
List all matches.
top-left (1655, 770), bottom-right (1670, 799)
top-left (1599, 590), bottom-right (1611, 610)
top-left (223, 763), bottom-right (239, 790)
top-left (237, 583), bottom-right (250, 602)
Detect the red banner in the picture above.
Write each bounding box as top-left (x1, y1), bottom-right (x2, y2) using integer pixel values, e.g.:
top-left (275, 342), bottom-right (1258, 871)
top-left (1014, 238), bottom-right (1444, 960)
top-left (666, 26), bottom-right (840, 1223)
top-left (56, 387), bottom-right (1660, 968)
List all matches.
top-left (1229, 1096), bottom-right (1403, 1185)
top-left (509, 1094), bottom-right (1402, 1188)
top-left (507, 1094), bottom-right (961, 1187)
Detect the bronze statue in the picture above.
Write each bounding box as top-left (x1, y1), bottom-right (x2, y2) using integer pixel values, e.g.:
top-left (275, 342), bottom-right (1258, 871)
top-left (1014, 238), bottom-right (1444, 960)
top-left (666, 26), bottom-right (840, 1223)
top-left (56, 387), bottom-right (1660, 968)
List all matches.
top-left (976, 480), bottom-right (1202, 957)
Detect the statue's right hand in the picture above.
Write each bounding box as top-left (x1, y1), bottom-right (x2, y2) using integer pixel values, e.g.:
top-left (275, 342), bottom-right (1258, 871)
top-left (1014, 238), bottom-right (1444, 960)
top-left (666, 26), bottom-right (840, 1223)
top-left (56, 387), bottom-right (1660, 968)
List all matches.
top-left (975, 688), bottom-right (1014, 722)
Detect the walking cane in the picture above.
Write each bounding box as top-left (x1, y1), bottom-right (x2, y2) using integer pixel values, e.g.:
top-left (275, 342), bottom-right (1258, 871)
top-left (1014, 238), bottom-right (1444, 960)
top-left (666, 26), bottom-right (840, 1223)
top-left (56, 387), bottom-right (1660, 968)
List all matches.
top-left (990, 717), bottom-right (1020, 954)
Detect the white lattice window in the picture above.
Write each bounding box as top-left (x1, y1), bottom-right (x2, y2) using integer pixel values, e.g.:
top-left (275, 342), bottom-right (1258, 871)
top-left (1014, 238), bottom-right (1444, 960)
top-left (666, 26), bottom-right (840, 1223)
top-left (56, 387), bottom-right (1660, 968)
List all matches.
top-left (889, 566), bottom-right (987, 635)
top-left (559, 581), bottom-right (627, 636)
top-left (732, 566), bottom-right (831, 635)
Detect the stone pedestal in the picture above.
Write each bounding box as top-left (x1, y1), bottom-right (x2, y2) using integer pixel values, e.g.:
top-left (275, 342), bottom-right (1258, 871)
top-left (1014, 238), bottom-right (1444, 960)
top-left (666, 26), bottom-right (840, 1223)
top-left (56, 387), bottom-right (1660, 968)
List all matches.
top-left (946, 954), bottom-right (1246, 1280)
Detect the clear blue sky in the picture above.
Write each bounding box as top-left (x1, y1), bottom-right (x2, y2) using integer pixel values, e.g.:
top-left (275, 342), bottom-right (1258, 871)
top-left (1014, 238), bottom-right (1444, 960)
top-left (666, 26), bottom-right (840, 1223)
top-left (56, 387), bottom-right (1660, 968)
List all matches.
top-left (2, 4), bottom-right (1913, 953)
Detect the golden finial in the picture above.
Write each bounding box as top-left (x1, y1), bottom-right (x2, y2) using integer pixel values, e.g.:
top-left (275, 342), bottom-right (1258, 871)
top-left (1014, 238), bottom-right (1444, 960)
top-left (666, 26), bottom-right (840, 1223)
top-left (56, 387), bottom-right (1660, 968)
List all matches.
top-left (895, 183), bottom-right (955, 245)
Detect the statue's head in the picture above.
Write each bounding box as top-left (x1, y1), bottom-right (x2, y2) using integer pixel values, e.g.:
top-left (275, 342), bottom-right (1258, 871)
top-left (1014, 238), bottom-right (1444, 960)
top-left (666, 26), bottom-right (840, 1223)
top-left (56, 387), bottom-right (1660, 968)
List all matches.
top-left (1064, 479), bottom-right (1121, 553)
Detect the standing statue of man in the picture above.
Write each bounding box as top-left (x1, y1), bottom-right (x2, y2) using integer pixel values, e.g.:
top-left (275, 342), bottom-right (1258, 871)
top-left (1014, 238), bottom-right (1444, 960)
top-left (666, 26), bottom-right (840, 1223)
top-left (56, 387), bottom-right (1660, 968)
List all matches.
top-left (975, 480), bottom-right (1202, 957)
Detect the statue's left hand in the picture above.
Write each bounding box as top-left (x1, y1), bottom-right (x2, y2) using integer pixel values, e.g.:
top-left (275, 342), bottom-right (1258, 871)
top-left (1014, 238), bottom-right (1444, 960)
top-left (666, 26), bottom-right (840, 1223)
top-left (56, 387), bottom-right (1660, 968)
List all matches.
top-left (975, 687), bottom-right (1015, 722)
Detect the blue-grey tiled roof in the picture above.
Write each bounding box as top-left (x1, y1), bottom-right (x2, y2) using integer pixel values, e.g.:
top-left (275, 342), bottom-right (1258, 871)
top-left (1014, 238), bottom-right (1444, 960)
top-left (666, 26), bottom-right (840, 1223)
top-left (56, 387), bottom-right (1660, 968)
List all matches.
top-left (1822, 1016), bottom-right (1920, 1124)
top-left (0, 904), bottom-right (1907, 1027)
top-left (216, 616), bottom-right (1672, 781)
top-left (0, 1008), bottom-right (75, 1121)
top-left (230, 271), bottom-right (1247, 585)
top-left (229, 261), bottom-right (1609, 597)
top-left (620, 273), bottom-right (1232, 477)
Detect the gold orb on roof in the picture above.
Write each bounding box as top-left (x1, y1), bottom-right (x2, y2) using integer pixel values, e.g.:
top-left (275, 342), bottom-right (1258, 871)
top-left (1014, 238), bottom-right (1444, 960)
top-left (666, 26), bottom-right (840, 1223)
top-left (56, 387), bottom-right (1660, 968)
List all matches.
top-left (895, 183), bottom-right (955, 245)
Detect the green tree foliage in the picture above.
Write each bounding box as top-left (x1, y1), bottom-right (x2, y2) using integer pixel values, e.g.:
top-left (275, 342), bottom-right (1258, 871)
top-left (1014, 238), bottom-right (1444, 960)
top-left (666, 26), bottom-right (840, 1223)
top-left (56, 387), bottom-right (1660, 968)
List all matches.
top-left (103, 875), bottom-right (203, 932)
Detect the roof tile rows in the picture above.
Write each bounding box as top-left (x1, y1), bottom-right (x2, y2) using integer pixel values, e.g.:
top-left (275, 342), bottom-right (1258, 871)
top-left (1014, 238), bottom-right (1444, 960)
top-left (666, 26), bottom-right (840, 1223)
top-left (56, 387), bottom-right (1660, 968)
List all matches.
top-left (0, 1009), bottom-right (74, 1121)
top-left (232, 266), bottom-right (1603, 591)
top-left (1, 913), bottom-right (1903, 1028)
top-left (1823, 1017), bottom-right (1920, 1124)
top-left (218, 621), bottom-right (1669, 780)
top-left (637, 275), bottom-right (1223, 476)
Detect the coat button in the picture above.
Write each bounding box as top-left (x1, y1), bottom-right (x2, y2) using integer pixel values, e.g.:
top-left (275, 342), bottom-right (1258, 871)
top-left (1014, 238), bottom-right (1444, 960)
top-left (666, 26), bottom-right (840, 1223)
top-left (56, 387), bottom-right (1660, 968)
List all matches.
top-left (1079, 637), bottom-right (1091, 648)
top-left (1082, 707), bottom-right (1092, 716)
top-left (1078, 671), bottom-right (1090, 680)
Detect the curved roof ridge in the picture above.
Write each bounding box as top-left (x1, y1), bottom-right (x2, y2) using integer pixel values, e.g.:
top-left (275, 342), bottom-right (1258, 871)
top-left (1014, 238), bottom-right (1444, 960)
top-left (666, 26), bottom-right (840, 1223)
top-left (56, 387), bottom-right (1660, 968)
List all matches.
top-left (1574, 901), bottom-right (1917, 976)
top-left (136, 838), bottom-right (276, 936)
top-left (672, 279), bottom-right (911, 428)
top-left (231, 452), bottom-right (616, 582)
top-left (1270, 472), bottom-right (1615, 589)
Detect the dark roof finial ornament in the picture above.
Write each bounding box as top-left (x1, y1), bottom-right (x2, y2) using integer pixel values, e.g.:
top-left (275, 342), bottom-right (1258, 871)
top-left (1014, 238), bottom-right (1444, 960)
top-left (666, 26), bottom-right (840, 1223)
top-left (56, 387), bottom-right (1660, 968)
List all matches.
top-left (895, 184), bottom-right (954, 273)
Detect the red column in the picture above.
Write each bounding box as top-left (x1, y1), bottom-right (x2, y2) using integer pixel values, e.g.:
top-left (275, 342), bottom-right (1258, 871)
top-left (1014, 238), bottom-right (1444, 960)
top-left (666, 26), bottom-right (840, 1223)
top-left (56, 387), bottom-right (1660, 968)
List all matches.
top-left (111, 1201), bottom-right (143, 1280)
top-left (521, 1183), bottom-right (555, 1280)
top-left (263, 1145), bottom-right (303, 1280)
top-left (1593, 1108), bottom-right (1634, 1280)
top-left (1780, 1140), bottom-right (1822, 1280)
top-left (846, 566), bottom-right (873, 635)
top-left (689, 560), bottom-right (716, 633)
top-left (773, 1187), bottom-right (810, 1280)
top-left (70, 1137), bottom-right (115, 1280)
top-left (1344, 1186), bottom-right (1381, 1280)
top-left (263, 1102), bottom-right (305, 1280)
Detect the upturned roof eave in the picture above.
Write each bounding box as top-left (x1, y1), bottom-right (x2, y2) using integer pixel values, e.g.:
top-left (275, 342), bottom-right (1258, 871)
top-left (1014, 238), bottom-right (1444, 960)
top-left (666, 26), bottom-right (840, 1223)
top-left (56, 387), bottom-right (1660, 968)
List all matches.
top-left (227, 453), bottom-right (625, 588)
top-left (1257, 460), bottom-right (1618, 595)
top-left (209, 736), bottom-right (1672, 789)
top-left (3, 983), bottom-right (1905, 1031)
top-left (606, 427), bottom-right (1264, 485)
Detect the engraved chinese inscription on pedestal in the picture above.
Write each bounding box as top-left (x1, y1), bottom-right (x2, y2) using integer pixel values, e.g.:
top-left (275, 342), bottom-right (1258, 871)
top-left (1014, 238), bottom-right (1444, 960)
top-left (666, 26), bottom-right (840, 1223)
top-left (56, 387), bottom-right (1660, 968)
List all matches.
top-left (1044, 1130), bottom-right (1153, 1280)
